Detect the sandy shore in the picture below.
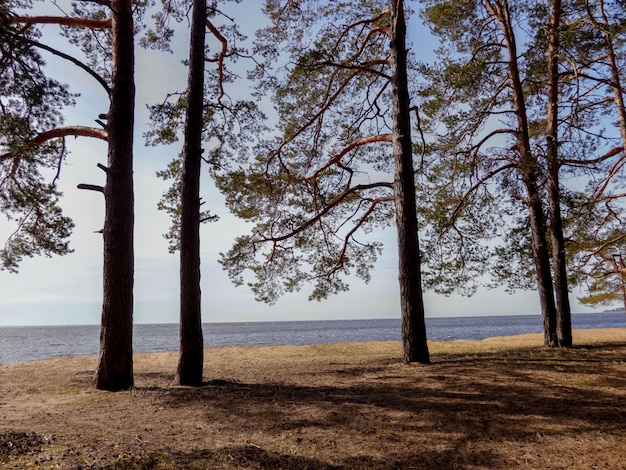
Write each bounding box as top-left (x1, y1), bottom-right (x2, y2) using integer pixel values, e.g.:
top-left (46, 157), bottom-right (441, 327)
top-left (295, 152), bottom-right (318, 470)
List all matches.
top-left (1, 328), bottom-right (625, 469)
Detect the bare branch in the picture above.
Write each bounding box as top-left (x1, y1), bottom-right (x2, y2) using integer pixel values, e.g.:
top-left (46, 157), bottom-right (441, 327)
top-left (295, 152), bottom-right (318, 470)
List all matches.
top-left (52, 137), bottom-right (67, 186)
top-left (469, 128), bottom-right (516, 155)
top-left (336, 9), bottom-right (390, 45)
top-left (593, 192), bottom-right (626, 202)
top-left (205, 19), bottom-right (228, 105)
top-left (302, 59), bottom-right (391, 80)
top-left (1, 126), bottom-right (108, 162)
top-left (77, 183), bottom-right (104, 193)
top-left (593, 154), bottom-right (626, 200)
top-left (307, 134), bottom-right (393, 180)
top-left (562, 146), bottom-right (623, 167)
top-left (12, 15), bottom-right (112, 29)
top-left (587, 234), bottom-right (626, 259)
top-left (12, 33), bottom-right (111, 95)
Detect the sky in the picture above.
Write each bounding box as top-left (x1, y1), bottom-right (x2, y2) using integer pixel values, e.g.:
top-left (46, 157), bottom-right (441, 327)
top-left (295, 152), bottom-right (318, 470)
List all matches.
top-left (0, 0), bottom-right (597, 327)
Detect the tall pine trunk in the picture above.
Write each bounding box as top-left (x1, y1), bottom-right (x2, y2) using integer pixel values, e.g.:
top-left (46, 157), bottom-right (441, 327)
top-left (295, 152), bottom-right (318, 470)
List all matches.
top-left (389, 0), bottom-right (429, 364)
top-left (94, 0), bottom-right (135, 390)
top-left (489, 0), bottom-right (558, 346)
top-left (175, 0), bottom-right (205, 386)
top-left (546, 0), bottom-right (572, 347)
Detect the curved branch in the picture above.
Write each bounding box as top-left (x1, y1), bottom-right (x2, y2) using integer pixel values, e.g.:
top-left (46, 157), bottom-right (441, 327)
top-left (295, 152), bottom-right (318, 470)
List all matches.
top-left (33, 126), bottom-right (108, 144)
top-left (446, 163), bottom-right (517, 227)
top-left (562, 146), bottom-right (624, 167)
top-left (593, 155), bottom-right (626, 200)
top-left (304, 59), bottom-right (390, 80)
top-left (588, 234), bottom-right (626, 258)
top-left (329, 195), bottom-right (393, 276)
top-left (307, 134), bottom-right (393, 180)
top-left (205, 19), bottom-right (228, 105)
top-left (336, 9), bottom-right (390, 45)
top-left (272, 69), bottom-right (361, 165)
top-left (470, 128), bottom-right (517, 154)
top-left (1, 126), bottom-right (108, 162)
top-left (12, 33), bottom-right (111, 95)
top-left (329, 14), bottom-right (391, 79)
top-left (12, 15), bottom-right (112, 29)
top-left (261, 182), bottom-right (393, 243)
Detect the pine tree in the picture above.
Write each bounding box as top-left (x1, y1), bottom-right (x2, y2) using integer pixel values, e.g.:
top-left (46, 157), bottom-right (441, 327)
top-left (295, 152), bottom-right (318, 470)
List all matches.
top-left (145, 0), bottom-right (266, 382)
top-left (5, 0), bottom-right (136, 390)
top-left (0, 0), bottom-right (76, 272)
top-left (216, 0), bottom-right (430, 362)
top-left (175, 0), bottom-right (206, 386)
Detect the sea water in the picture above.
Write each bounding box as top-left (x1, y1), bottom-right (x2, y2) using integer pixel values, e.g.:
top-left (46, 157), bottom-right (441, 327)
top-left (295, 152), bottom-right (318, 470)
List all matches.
top-left (0, 313), bottom-right (624, 365)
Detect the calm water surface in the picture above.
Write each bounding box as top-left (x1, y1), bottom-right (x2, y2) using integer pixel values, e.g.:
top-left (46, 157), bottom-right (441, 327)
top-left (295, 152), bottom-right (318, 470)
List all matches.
top-left (1, 313), bottom-right (624, 365)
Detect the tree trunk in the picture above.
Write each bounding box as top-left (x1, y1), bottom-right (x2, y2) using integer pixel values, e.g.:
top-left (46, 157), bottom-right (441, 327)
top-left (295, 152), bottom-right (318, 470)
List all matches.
top-left (546, 0), bottom-right (572, 347)
top-left (94, 0), bottom-right (135, 391)
top-left (597, 0), bottom-right (626, 150)
top-left (488, 0), bottom-right (558, 347)
top-left (389, 0), bottom-right (429, 364)
top-left (548, 169), bottom-right (571, 347)
top-left (174, 0), bottom-right (205, 386)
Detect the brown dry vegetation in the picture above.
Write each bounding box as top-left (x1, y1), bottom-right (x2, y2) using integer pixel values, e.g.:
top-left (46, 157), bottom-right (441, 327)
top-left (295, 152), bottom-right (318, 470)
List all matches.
top-left (1, 328), bottom-right (625, 469)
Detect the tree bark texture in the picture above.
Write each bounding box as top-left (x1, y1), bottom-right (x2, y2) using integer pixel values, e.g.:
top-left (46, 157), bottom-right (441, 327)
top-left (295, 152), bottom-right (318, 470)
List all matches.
top-left (546, 0), bottom-right (572, 347)
top-left (488, 0), bottom-right (558, 347)
top-left (389, 0), bottom-right (430, 364)
top-left (94, 0), bottom-right (135, 391)
top-left (174, 0), bottom-right (206, 386)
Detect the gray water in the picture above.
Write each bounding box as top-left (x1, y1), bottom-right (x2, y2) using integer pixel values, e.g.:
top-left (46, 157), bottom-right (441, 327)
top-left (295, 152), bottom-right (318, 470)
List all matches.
top-left (1, 313), bottom-right (625, 365)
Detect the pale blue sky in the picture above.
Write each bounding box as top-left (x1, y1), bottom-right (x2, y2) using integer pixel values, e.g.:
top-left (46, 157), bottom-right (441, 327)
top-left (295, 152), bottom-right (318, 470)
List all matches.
top-left (0, 0), bottom-right (595, 326)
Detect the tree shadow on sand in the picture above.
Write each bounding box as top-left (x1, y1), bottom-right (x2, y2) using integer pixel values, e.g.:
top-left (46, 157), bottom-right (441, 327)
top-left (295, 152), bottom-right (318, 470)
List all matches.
top-left (102, 443), bottom-right (500, 469)
top-left (129, 342), bottom-right (626, 468)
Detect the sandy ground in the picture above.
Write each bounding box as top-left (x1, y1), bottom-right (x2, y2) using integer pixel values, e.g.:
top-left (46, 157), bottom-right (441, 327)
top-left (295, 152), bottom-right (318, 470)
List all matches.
top-left (1, 328), bottom-right (625, 469)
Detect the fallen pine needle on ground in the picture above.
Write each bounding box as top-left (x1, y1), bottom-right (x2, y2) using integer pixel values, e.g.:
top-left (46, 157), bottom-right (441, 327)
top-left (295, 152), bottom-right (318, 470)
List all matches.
top-left (1, 328), bottom-right (625, 469)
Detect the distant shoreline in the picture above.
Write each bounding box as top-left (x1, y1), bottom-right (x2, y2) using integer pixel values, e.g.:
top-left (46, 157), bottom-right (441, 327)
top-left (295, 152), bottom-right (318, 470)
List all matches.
top-left (1, 309), bottom-right (623, 329)
top-left (2, 315), bottom-right (626, 365)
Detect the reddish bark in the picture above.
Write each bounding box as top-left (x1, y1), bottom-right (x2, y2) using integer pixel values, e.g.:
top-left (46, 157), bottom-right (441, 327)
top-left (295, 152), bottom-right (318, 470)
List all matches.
top-left (12, 15), bottom-right (112, 29)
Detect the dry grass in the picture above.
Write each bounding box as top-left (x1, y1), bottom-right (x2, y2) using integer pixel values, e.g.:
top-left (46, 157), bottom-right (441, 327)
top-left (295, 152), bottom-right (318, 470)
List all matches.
top-left (1, 328), bottom-right (625, 469)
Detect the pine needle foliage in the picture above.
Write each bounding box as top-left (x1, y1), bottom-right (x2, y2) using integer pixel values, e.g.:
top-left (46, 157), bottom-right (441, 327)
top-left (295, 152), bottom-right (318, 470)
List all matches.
top-left (0, 0), bottom-right (76, 272)
top-left (215, 0), bottom-right (408, 304)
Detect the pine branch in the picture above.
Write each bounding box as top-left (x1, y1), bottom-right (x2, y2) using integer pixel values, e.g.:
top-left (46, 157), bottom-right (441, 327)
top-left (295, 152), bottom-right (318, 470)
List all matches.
top-left (205, 19), bottom-right (227, 105)
top-left (561, 146), bottom-right (623, 167)
top-left (0, 126), bottom-right (108, 162)
top-left (261, 182), bottom-right (393, 244)
top-left (307, 134), bottom-right (393, 180)
top-left (446, 162), bottom-right (517, 228)
top-left (330, 195), bottom-right (392, 276)
top-left (11, 33), bottom-right (111, 95)
top-left (12, 15), bottom-right (112, 29)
